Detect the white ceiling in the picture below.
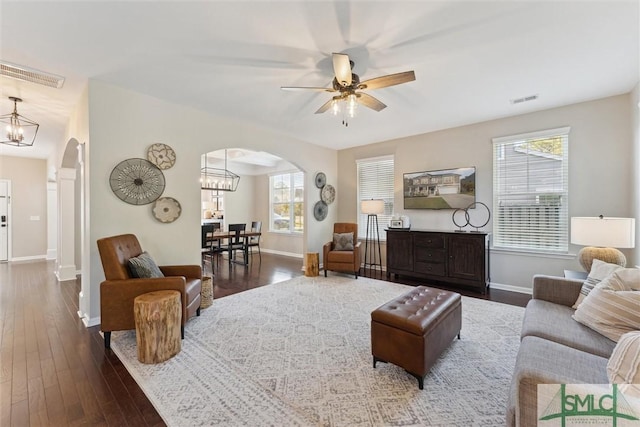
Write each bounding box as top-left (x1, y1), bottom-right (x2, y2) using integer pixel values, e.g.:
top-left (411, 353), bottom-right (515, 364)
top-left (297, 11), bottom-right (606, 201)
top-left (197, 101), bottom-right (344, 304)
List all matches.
top-left (0, 1), bottom-right (638, 161)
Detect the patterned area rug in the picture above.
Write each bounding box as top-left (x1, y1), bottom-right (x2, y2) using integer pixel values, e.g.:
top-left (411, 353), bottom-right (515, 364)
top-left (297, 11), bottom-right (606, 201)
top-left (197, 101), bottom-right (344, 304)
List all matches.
top-left (109, 276), bottom-right (524, 426)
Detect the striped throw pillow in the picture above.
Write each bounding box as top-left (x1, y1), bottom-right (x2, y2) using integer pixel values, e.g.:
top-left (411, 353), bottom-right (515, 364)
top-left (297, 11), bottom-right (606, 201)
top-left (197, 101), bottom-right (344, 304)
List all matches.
top-left (572, 268), bottom-right (640, 342)
top-left (572, 259), bottom-right (623, 309)
top-left (607, 331), bottom-right (640, 400)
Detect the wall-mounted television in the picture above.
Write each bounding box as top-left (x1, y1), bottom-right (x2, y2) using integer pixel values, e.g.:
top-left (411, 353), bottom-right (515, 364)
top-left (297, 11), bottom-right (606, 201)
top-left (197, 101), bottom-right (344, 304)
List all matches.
top-left (403, 166), bottom-right (476, 209)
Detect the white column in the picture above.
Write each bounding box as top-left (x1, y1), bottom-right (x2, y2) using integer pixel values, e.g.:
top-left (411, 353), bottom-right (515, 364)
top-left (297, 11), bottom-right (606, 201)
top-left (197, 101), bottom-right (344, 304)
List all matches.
top-left (56, 167), bottom-right (76, 281)
top-left (46, 182), bottom-right (57, 260)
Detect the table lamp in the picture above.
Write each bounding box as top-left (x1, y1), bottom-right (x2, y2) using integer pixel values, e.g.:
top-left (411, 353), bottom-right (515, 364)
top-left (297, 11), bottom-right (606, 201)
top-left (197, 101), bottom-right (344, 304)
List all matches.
top-left (361, 199), bottom-right (385, 272)
top-left (570, 216), bottom-right (635, 272)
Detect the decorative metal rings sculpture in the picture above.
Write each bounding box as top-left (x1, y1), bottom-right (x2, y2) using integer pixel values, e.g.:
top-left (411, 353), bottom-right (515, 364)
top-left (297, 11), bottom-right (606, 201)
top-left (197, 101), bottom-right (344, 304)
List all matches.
top-left (451, 201), bottom-right (491, 232)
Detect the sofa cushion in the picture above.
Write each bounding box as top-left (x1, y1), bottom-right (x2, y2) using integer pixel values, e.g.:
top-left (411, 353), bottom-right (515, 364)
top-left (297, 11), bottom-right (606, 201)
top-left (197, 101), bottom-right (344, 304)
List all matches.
top-left (521, 299), bottom-right (615, 358)
top-left (573, 259), bottom-right (622, 308)
top-left (333, 232), bottom-right (354, 251)
top-left (128, 251), bottom-right (165, 278)
top-left (572, 269), bottom-right (640, 342)
top-left (506, 336), bottom-right (609, 427)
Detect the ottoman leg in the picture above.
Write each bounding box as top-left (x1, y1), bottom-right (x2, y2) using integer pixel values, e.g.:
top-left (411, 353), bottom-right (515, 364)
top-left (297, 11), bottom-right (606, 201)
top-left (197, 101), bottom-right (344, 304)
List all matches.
top-left (406, 371), bottom-right (425, 390)
top-left (373, 356), bottom-right (386, 368)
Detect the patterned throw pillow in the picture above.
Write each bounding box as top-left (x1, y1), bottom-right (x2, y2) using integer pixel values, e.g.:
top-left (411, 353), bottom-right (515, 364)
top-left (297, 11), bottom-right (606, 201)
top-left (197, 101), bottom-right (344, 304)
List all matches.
top-left (607, 331), bottom-right (640, 400)
top-left (128, 251), bottom-right (165, 278)
top-left (572, 268), bottom-right (640, 342)
top-left (572, 259), bottom-right (623, 309)
top-left (333, 232), bottom-right (354, 251)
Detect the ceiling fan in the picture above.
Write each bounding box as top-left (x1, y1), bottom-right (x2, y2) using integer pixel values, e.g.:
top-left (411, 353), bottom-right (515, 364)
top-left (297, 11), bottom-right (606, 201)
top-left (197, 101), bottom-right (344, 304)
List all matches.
top-left (281, 52), bottom-right (415, 126)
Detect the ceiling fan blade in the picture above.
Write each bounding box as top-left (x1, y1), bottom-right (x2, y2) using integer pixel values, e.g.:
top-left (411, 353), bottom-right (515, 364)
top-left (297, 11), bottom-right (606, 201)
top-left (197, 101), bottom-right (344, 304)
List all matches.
top-left (281, 86), bottom-right (336, 92)
top-left (315, 98), bottom-right (336, 114)
top-left (357, 93), bottom-right (387, 112)
top-left (332, 53), bottom-right (352, 87)
top-left (358, 71), bottom-right (416, 90)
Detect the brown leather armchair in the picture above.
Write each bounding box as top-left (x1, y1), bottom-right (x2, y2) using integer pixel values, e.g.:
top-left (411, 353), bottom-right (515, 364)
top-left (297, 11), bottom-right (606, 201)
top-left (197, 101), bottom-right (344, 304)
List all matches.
top-left (97, 234), bottom-right (202, 349)
top-left (323, 223), bottom-right (362, 279)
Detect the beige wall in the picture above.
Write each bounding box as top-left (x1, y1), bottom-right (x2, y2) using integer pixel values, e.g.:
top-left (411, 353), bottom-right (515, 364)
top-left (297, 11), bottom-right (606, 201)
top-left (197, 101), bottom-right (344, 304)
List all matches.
top-left (0, 155), bottom-right (48, 259)
top-left (632, 82), bottom-right (640, 268)
top-left (84, 80), bottom-right (337, 322)
top-left (338, 94), bottom-right (634, 291)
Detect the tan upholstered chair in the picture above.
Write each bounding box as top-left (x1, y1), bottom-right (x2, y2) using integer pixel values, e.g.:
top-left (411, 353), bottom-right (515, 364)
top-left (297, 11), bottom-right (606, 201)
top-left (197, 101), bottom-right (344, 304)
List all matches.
top-left (323, 223), bottom-right (362, 279)
top-left (97, 234), bottom-right (202, 348)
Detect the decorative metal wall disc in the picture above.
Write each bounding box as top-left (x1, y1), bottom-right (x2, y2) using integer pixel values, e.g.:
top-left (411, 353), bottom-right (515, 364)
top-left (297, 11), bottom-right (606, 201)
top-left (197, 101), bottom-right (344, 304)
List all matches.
top-left (321, 184), bottom-right (336, 204)
top-left (152, 197), bottom-right (181, 223)
top-left (147, 143), bottom-right (176, 170)
top-left (315, 172), bottom-right (326, 188)
top-left (109, 158), bottom-right (165, 205)
top-left (313, 201), bottom-right (328, 221)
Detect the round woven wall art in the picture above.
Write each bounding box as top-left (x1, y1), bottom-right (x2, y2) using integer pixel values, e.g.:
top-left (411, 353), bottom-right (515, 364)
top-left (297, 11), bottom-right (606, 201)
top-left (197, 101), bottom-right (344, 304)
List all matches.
top-left (313, 201), bottom-right (328, 221)
top-left (109, 158), bottom-right (165, 205)
top-left (152, 197), bottom-right (182, 223)
top-left (321, 184), bottom-right (335, 204)
top-left (147, 143), bottom-right (176, 170)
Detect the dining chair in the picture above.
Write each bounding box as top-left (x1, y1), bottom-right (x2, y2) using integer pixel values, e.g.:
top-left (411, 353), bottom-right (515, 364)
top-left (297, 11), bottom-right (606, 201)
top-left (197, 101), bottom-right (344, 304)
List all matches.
top-left (247, 221), bottom-right (262, 262)
top-left (224, 223), bottom-right (248, 265)
top-left (201, 223), bottom-right (223, 274)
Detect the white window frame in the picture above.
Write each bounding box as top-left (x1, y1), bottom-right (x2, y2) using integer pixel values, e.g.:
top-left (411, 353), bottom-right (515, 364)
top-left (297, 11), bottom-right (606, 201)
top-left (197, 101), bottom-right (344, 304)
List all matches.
top-left (356, 155), bottom-right (394, 242)
top-left (269, 170), bottom-right (304, 233)
top-left (492, 126), bottom-right (570, 253)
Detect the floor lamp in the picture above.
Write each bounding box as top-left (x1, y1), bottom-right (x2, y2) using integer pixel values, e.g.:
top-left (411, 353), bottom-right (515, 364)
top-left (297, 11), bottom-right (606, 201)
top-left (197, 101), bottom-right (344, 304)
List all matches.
top-left (361, 199), bottom-right (384, 272)
top-left (571, 216), bottom-right (635, 272)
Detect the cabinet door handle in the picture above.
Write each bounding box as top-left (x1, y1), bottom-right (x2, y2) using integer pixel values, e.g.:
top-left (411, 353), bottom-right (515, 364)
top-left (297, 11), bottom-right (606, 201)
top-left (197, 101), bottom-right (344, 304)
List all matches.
top-left (427, 253), bottom-right (432, 257)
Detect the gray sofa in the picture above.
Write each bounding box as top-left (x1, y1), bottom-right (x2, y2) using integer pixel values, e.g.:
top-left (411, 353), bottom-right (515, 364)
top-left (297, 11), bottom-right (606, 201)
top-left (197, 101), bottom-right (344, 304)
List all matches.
top-left (507, 275), bottom-right (616, 427)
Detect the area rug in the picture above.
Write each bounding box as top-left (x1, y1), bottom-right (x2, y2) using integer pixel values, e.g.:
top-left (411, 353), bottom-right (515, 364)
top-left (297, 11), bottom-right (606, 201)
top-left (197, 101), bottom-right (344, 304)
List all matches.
top-left (109, 276), bottom-right (524, 426)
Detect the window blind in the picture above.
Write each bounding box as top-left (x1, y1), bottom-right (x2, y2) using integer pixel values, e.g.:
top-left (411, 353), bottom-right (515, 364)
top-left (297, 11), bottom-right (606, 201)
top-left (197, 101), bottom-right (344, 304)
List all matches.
top-left (356, 155), bottom-right (394, 241)
top-left (492, 127), bottom-right (570, 252)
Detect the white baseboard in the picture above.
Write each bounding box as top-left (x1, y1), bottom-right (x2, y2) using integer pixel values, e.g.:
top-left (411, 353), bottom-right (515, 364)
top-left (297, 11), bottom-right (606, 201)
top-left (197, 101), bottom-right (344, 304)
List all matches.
top-left (46, 249), bottom-right (57, 260)
top-left (489, 281), bottom-right (533, 295)
top-left (260, 248), bottom-right (304, 258)
top-left (56, 265), bottom-right (77, 282)
top-left (11, 254), bottom-right (47, 262)
top-left (81, 314), bottom-right (100, 328)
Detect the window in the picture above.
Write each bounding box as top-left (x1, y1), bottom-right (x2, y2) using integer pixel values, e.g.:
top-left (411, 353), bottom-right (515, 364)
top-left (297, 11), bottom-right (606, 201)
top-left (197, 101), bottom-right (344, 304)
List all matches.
top-left (270, 171), bottom-right (304, 233)
top-left (357, 155), bottom-right (394, 241)
top-left (492, 127), bottom-right (570, 252)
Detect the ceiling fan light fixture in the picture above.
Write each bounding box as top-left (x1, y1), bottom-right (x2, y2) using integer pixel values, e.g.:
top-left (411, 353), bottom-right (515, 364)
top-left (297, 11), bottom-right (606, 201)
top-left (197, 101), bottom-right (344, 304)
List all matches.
top-left (0, 97), bottom-right (39, 147)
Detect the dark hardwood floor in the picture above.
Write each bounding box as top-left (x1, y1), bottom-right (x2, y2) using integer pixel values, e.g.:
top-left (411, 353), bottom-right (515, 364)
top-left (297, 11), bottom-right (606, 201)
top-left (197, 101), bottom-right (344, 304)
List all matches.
top-left (1, 253), bottom-right (530, 426)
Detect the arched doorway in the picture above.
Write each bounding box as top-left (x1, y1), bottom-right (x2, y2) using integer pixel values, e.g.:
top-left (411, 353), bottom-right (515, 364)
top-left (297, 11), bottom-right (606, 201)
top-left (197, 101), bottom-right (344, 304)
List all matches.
top-left (57, 138), bottom-right (90, 323)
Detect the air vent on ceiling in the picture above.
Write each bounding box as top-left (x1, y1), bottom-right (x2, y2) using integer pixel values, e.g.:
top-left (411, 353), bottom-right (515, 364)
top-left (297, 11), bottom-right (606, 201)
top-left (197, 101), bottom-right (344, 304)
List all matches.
top-left (0, 60), bottom-right (65, 89)
top-left (510, 94), bottom-right (538, 105)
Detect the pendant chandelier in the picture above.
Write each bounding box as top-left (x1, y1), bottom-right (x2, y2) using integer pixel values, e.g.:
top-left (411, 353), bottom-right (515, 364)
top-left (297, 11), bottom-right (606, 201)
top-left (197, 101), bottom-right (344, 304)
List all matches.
top-left (1, 97), bottom-right (39, 147)
top-left (200, 149), bottom-right (240, 192)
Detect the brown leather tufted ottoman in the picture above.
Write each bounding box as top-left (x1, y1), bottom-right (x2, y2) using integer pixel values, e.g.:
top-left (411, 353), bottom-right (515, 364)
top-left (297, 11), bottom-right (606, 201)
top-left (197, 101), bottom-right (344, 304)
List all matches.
top-left (371, 286), bottom-right (461, 389)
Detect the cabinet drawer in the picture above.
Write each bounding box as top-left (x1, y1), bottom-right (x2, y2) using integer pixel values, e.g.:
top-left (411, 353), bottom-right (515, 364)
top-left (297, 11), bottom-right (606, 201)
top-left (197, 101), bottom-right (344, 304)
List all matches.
top-left (415, 248), bottom-right (446, 263)
top-left (414, 234), bottom-right (445, 248)
top-left (414, 261), bottom-right (446, 276)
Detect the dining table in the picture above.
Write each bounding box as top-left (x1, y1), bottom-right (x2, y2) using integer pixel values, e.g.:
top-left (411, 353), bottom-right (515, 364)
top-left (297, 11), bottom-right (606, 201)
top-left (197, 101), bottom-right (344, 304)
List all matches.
top-left (205, 230), bottom-right (261, 266)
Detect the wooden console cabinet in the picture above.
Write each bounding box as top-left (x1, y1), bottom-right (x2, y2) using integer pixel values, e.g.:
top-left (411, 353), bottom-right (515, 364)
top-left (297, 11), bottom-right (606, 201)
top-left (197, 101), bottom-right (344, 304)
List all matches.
top-left (386, 229), bottom-right (490, 293)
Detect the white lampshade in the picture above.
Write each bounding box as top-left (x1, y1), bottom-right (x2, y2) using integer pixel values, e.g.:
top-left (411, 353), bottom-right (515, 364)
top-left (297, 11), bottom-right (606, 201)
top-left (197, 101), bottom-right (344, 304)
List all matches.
top-left (571, 217), bottom-right (635, 248)
top-left (361, 199), bottom-right (384, 215)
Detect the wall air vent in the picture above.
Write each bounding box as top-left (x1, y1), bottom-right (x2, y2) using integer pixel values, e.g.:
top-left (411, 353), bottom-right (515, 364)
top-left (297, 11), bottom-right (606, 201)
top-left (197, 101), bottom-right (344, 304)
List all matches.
top-left (510, 94), bottom-right (538, 105)
top-left (0, 60), bottom-right (65, 89)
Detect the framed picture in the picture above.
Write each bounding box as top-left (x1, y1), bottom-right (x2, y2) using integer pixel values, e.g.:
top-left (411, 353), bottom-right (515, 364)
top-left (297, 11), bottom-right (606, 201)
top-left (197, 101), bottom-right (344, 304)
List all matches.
top-left (403, 166), bottom-right (476, 209)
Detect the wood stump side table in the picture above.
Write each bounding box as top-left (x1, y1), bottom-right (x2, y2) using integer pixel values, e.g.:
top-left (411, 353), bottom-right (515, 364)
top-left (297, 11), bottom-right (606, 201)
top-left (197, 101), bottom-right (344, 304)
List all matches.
top-left (134, 290), bottom-right (182, 364)
top-left (305, 252), bottom-right (319, 277)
